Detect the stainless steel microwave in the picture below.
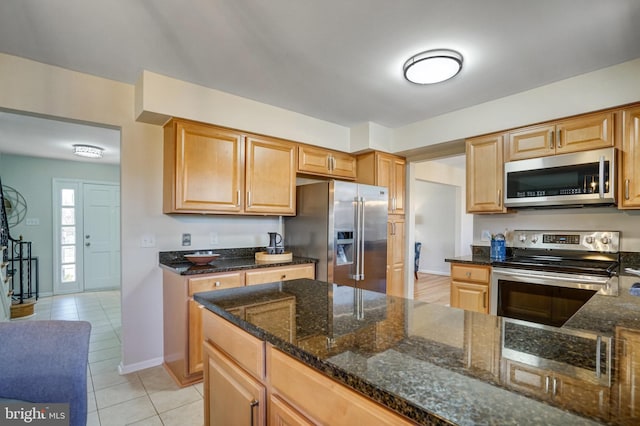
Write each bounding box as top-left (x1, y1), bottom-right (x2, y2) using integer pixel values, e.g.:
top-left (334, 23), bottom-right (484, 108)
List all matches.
top-left (504, 147), bottom-right (617, 208)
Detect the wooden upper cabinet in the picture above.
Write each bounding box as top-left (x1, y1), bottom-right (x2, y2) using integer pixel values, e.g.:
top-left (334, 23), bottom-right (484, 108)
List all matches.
top-left (245, 135), bottom-right (296, 215)
top-left (619, 106), bottom-right (640, 208)
top-left (163, 119), bottom-right (296, 215)
top-left (507, 111), bottom-right (614, 161)
top-left (356, 151), bottom-right (406, 215)
top-left (466, 133), bottom-right (507, 213)
top-left (164, 119), bottom-right (243, 213)
top-left (297, 145), bottom-right (356, 180)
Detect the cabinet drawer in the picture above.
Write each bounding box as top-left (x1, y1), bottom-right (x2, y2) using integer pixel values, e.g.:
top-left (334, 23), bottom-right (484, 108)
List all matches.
top-left (202, 309), bottom-right (265, 380)
top-left (245, 264), bottom-right (315, 286)
top-left (451, 263), bottom-right (490, 283)
top-left (188, 271), bottom-right (244, 296)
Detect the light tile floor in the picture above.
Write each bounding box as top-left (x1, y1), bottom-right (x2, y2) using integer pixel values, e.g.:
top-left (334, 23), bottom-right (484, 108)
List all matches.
top-left (21, 290), bottom-right (204, 426)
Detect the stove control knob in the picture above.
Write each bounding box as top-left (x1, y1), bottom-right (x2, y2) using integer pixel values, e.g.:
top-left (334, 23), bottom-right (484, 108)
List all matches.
top-left (531, 235), bottom-right (539, 244)
top-left (585, 236), bottom-right (594, 244)
top-left (601, 236), bottom-right (610, 245)
top-left (518, 234), bottom-right (527, 243)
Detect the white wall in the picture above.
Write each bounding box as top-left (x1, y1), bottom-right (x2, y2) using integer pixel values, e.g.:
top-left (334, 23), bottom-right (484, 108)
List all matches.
top-left (414, 180), bottom-right (457, 275)
top-left (0, 154), bottom-right (120, 295)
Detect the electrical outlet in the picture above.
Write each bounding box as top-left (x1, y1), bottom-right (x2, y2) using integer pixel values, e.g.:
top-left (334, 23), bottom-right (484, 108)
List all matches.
top-left (481, 230), bottom-right (492, 241)
top-left (182, 233), bottom-right (191, 246)
top-left (209, 232), bottom-right (218, 245)
top-left (140, 234), bottom-right (156, 248)
top-left (25, 218), bottom-right (40, 226)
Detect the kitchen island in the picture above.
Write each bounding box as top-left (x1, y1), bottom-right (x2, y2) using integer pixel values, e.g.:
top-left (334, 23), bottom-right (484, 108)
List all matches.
top-left (194, 276), bottom-right (640, 425)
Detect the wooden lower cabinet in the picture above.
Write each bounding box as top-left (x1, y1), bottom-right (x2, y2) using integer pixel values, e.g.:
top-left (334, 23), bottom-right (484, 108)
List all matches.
top-left (204, 341), bottom-right (266, 426)
top-left (202, 309), bottom-right (415, 425)
top-left (613, 327), bottom-right (640, 424)
top-left (450, 263), bottom-right (491, 314)
top-left (163, 263), bottom-right (314, 386)
top-left (503, 359), bottom-right (610, 421)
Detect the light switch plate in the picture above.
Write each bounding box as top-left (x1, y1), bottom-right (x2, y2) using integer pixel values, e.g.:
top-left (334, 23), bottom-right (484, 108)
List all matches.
top-left (140, 234), bottom-right (156, 248)
top-left (182, 233), bottom-right (191, 246)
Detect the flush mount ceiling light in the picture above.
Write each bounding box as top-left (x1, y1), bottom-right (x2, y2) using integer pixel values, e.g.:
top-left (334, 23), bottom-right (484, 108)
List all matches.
top-left (403, 49), bottom-right (463, 85)
top-left (72, 144), bottom-right (104, 159)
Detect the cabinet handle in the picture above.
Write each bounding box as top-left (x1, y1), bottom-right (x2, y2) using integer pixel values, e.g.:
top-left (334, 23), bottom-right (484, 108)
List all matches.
top-left (249, 399), bottom-right (259, 426)
top-left (214, 281), bottom-right (221, 287)
top-left (483, 291), bottom-right (487, 308)
top-left (552, 377), bottom-right (557, 396)
top-left (247, 191), bottom-right (252, 207)
top-left (549, 130), bottom-right (554, 150)
top-left (498, 189), bottom-right (502, 207)
top-left (545, 376), bottom-right (550, 393)
top-left (236, 190), bottom-right (241, 207)
top-left (625, 179), bottom-right (630, 200)
top-left (556, 129), bottom-right (562, 148)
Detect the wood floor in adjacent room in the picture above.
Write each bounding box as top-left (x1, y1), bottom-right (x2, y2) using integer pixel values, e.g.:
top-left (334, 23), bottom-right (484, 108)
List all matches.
top-left (414, 273), bottom-right (451, 306)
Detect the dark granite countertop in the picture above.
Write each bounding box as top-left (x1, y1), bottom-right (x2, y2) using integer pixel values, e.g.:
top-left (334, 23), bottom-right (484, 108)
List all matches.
top-left (159, 247), bottom-right (316, 275)
top-left (195, 277), bottom-right (640, 425)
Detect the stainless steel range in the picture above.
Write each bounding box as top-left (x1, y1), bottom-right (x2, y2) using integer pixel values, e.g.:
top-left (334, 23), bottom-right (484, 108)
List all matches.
top-left (491, 230), bottom-right (620, 327)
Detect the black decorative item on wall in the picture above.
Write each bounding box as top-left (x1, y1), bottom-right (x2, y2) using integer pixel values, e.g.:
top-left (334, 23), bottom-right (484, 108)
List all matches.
top-left (1, 184), bottom-right (27, 228)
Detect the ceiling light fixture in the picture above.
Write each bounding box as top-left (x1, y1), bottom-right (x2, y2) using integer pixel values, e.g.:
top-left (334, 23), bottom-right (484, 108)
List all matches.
top-left (72, 144), bottom-right (104, 159)
top-left (403, 49), bottom-right (463, 85)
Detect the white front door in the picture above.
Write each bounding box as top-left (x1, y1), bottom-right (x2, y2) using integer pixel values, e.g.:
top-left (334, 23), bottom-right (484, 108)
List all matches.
top-left (53, 180), bottom-right (120, 294)
top-left (83, 183), bottom-right (120, 291)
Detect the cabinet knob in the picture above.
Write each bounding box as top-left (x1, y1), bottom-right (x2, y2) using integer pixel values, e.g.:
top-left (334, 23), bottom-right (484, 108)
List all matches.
top-left (281, 275), bottom-right (286, 279)
top-left (214, 281), bottom-right (221, 287)
top-left (465, 271), bottom-right (471, 278)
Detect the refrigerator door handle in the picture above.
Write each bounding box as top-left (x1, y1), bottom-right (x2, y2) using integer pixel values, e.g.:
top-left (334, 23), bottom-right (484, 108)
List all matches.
top-left (350, 196), bottom-right (362, 281)
top-left (359, 197), bottom-right (365, 280)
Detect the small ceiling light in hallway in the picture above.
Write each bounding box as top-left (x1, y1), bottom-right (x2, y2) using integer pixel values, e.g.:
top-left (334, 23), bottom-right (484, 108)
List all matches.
top-left (403, 49), bottom-right (463, 84)
top-left (72, 144), bottom-right (104, 159)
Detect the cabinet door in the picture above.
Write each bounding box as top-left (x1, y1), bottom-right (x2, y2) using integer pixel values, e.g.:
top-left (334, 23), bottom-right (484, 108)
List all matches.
top-left (297, 145), bottom-right (332, 175)
top-left (245, 135), bottom-right (296, 215)
top-left (204, 342), bottom-right (266, 426)
top-left (616, 327), bottom-right (640, 423)
top-left (555, 111), bottom-right (614, 155)
top-left (503, 359), bottom-right (548, 397)
top-left (450, 281), bottom-right (489, 313)
top-left (270, 394), bottom-right (315, 426)
top-left (376, 153), bottom-right (405, 214)
top-left (466, 133), bottom-right (507, 213)
top-left (507, 124), bottom-right (556, 161)
top-left (391, 157), bottom-right (406, 214)
top-left (464, 311), bottom-right (500, 377)
top-left (620, 107), bottom-right (640, 208)
top-left (331, 151), bottom-right (357, 179)
top-left (386, 217), bottom-right (405, 297)
top-left (166, 120), bottom-right (243, 213)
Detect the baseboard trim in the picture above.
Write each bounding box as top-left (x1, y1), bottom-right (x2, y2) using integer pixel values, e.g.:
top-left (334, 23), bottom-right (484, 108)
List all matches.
top-left (419, 269), bottom-right (450, 276)
top-left (118, 357), bottom-right (163, 375)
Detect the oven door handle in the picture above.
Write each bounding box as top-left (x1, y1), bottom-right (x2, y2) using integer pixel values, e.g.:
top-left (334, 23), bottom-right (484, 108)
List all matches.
top-left (494, 270), bottom-right (611, 285)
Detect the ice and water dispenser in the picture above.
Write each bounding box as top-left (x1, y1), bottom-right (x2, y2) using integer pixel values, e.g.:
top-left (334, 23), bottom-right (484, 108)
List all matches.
top-left (336, 230), bottom-right (354, 265)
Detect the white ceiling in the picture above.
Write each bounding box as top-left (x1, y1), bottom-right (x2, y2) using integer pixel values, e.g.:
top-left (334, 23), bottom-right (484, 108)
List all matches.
top-left (0, 0), bottom-right (639, 164)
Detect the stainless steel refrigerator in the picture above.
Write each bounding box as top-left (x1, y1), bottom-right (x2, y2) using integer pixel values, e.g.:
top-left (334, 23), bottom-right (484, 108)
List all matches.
top-left (284, 181), bottom-right (388, 293)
